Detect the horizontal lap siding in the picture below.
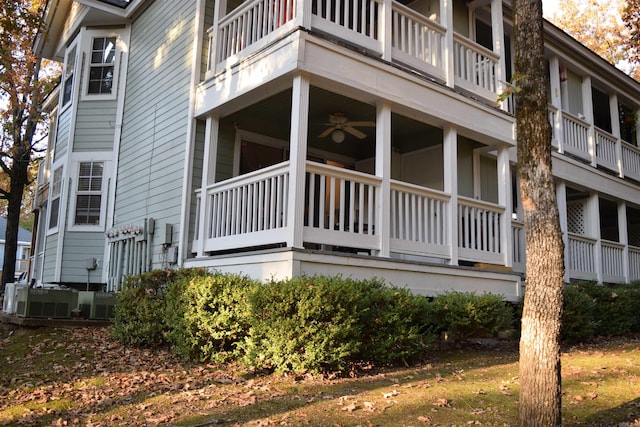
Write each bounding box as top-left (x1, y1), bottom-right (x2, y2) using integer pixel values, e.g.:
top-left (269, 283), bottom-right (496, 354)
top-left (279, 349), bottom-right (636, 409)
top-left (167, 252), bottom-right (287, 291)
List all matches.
top-left (54, 108), bottom-right (72, 163)
top-left (116, 0), bottom-right (197, 266)
top-left (60, 232), bottom-right (106, 283)
top-left (42, 235), bottom-right (59, 283)
top-left (73, 100), bottom-right (117, 151)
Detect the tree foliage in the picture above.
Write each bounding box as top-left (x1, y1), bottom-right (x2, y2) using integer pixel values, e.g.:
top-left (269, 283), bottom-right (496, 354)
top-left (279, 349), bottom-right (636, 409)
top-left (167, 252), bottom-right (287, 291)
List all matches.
top-left (0, 0), bottom-right (59, 285)
top-left (547, 0), bottom-right (640, 80)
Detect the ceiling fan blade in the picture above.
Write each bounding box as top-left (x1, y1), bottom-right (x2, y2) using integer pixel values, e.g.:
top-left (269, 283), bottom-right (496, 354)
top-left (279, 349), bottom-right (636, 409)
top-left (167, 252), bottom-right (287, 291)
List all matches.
top-left (344, 126), bottom-right (367, 139)
top-left (345, 121), bottom-right (375, 127)
top-left (319, 126), bottom-right (336, 138)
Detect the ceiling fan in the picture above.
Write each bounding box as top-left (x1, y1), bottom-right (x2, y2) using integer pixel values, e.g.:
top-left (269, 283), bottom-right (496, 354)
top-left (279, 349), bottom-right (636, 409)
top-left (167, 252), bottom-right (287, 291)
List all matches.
top-left (318, 113), bottom-right (375, 143)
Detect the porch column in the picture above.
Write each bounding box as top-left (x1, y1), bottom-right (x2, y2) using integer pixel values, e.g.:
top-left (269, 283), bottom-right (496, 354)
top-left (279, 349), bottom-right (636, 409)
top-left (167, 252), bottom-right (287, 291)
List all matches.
top-left (548, 56), bottom-right (562, 152)
top-left (440, 0), bottom-right (455, 88)
top-left (295, 0), bottom-right (312, 28)
top-left (618, 201), bottom-right (630, 283)
top-left (443, 125), bottom-right (458, 265)
top-left (490, 0), bottom-right (506, 110)
top-left (375, 101), bottom-right (392, 257)
top-left (587, 192), bottom-right (602, 283)
top-left (286, 73), bottom-right (310, 248)
top-left (208, 0), bottom-right (228, 73)
top-left (609, 93), bottom-right (625, 178)
top-left (196, 116), bottom-right (219, 257)
top-left (380, 0), bottom-right (392, 61)
top-left (582, 76), bottom-right (597, 167)
top-left (497, 145), bottom-right (512, 268)
top-left (556, 181), bottom-right (569, 283)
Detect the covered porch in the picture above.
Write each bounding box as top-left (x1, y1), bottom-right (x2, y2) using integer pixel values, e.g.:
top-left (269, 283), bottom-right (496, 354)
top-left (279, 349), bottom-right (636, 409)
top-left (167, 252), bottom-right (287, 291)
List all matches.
top-left (192, 77), bottom-right (516, 278)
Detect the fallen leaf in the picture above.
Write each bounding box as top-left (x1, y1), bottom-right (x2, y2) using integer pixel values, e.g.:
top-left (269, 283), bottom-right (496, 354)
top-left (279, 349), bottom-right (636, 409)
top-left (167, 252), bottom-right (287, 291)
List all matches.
top-left (432, 398), bottom-right (451, 407)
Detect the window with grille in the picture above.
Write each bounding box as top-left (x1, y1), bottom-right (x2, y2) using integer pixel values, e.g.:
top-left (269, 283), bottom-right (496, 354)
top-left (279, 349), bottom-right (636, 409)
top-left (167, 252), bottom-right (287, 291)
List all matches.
top-left (75, 162), bottom-right (104, 225)
top-left (87, 37), bottom-right (116, 95)
top-left (62, 46), bottom-right (77, 106)
top-left (49, 167), bottom-right (63, 230)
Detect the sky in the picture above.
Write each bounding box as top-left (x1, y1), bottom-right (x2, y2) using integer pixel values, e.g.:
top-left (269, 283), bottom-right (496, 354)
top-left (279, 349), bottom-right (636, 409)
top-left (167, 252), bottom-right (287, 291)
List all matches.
top-left (541, 0), bottom-right (558, 18)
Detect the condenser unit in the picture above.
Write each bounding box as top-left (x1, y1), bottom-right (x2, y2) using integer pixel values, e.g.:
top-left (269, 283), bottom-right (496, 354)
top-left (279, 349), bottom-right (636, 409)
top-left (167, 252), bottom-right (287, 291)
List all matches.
top-left (77, 291), bottom-right (117, 319)
top-left (16, 287), bottom-right (78, 318)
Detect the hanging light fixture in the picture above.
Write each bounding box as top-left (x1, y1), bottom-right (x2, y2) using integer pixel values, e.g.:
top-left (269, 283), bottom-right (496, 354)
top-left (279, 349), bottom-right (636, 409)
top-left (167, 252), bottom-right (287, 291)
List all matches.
top-left (331, 129), bottom-right (345, 143)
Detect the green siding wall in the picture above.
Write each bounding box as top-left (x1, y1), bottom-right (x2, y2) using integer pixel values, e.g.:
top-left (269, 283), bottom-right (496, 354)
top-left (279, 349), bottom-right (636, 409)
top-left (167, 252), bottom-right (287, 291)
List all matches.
top-left (54, 107), bottom-right (72, 163)
top-left (60, 232), bottom-right (106, 283)
top-left (116, 0), bottom-right (198, 266)
top-left (42, 235), bottom-right (59, 282)
top-left (73, 100), bottom-right (117, 151)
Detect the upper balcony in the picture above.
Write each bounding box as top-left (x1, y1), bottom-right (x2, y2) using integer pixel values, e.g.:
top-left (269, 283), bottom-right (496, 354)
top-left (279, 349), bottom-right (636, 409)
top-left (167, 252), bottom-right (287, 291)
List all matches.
top-left (205, 0), bottom-right (508, 110)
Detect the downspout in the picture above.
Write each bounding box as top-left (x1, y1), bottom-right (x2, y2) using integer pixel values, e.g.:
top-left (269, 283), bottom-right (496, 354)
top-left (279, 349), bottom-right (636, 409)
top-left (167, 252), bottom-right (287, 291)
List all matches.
top-left (178, 0), bottom-right (207, 267)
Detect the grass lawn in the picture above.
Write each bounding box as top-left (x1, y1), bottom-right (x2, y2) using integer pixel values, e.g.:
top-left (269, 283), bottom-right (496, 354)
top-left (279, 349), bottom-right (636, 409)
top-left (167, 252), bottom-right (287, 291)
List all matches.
top-left (1, 323), bottom-right (640, 426)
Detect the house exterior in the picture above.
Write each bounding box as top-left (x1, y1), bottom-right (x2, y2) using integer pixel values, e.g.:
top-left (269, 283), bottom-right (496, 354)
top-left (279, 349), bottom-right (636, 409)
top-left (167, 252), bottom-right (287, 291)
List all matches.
top-left (0, 217), bottom-right (32, 281)
top-left (30, 0), bottom-right (640, 300)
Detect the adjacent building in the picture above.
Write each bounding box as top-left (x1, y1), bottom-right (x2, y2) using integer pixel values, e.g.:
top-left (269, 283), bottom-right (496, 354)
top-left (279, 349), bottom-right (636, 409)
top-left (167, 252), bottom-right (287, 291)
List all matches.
top-left (31, 0), bottom-right (640, 300)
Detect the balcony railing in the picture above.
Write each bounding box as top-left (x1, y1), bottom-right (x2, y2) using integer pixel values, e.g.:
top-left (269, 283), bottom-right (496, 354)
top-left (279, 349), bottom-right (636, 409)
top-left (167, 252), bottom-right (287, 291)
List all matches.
top-left (457, 196), bottom-right (505, 264)
top-left (206, 0), bottom-right (502, 102)
top-left (567, 233), bottom-right (597, 281)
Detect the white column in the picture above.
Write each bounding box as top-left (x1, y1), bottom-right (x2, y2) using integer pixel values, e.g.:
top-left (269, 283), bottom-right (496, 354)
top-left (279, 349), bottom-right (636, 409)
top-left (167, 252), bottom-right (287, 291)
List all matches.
top-left (618, 201), bottom-right (630, 283)
top-left (375, 101), bottom-right (392, 257)
top-left (440, 0), bottom-right (455, 88)
top-left (549, 56), bottom-right (562, 152)
top-left (209, 0), bottom-right (228, 71)
top-left (196, 116), bottom-right (219, 257)
top-left (443, 125), bottom-right (458, 265)
top-left (610, 93), bottom-right (624, 178)
top-left (296, 0), bottom-right (311, 28)
top-left (587, 192), bottom-right (602, 283)
top-left (497, 145), bottom-right (512, 268)
top-left (556, 181), bottom-right (569, 283)
top-left (490, 0), bottom-right (506, 109)
top-left (381, 0), bottom-right (392, 61)
top-left (286, 73), bottom-right (310, 248)
top-left (582, 76), bottom-right (597, 167)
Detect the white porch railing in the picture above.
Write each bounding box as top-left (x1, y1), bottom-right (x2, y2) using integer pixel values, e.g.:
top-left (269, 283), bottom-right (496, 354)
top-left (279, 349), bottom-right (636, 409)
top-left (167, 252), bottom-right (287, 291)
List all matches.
top-left (208, 0), bottom-right (297, 73)
top-left (202, 162), bottom-right (290, 252)
top-left (595, 128), bottom-right (619, 172)
top-left (390, 2), bottom-right (446, 81)
top-left (601, 240), bottom-right (625, 283)
top-left (389, 180), bottom-right (450, 257)
top-left (567, 233), bottom-right (597, 281)
top-left (453, 34), bottom-right (499, 101)
top-left (206, 0), bottom-right (503, 102)
top-left (561, 112), bottom-right (590, 159)
top-left (303, 161), bottom-right (380, 251)
top-left (622, 141), bottom-right (640, 182)
top-left (629, 246), bottom-right (640, 281)
top-left (311, 0), bottom-right (383, 54)
top-left (457, 196), bottom-right (504, 264)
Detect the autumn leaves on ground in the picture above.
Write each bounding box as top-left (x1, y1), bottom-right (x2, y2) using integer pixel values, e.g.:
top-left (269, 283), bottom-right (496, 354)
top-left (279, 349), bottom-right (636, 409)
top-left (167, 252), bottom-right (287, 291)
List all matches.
top-left (1, 324), bottom-right (640, 426)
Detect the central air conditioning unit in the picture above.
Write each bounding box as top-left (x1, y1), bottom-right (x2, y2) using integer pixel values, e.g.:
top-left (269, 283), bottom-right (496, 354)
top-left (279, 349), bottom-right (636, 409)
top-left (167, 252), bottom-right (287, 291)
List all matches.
top-left (15, 287), bottom-right (78, 318)
top-left (2, 283), bottom-right (27, 314)
top-left (77, 291), bottom-right (117, 319)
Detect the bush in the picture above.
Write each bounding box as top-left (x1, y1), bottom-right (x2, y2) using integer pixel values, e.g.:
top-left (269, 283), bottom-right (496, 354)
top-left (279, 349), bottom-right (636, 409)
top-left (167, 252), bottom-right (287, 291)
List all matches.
top-left (428, 291), bottom-right (512, 342)
top-left (240, 276), bottom-right (434, 374)
top-left (573, 282), bottom-right (639, 337)
top-left (165, 272), bottom-right (259, 363)
top-left (112, 268), bottom-right (208, 347)
top-left (560, 284), bottom-right (597, 344)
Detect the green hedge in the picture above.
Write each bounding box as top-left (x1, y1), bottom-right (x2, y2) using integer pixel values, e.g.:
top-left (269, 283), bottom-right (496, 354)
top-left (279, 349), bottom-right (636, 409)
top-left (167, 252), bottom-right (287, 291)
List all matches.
top-left (112, 270), bottom-right (515, 374)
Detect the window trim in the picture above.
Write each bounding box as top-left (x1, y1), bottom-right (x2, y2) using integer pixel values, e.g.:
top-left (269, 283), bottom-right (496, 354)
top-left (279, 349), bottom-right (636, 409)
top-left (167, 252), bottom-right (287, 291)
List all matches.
top-left (60, 40), bottom-right (79, 111)
top-left (67, 154), bottom-right (112, 232)
top-left (81, 30), bottom-right (121, 101)
top-left (46, 164), bottom-right (65, 235)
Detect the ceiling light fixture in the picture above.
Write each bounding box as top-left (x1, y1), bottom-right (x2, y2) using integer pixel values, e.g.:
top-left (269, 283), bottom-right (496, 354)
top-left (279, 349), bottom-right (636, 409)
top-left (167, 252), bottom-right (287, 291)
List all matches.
top-left (331, 129), bottom-right (345, 143)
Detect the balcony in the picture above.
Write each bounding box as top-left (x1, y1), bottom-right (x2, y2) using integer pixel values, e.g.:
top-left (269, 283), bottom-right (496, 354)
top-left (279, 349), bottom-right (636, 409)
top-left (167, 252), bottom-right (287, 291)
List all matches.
top-left (205, 0), bottom-right (504, 106)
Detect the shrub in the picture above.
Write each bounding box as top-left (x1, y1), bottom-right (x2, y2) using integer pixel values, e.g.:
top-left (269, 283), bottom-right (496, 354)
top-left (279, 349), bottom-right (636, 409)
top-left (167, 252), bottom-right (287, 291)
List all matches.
top-left (428, 291), bottom-right (512, 342)
top-left (112, 268), bottom-right (209, 347)
top-left (573, 282), bottom-right (638, 337)
top-left (240, 276), bottom-right (433, 374)
top-left (560, 284), bottom-right (597, 344)
top-left (165, 272), bottom-right (259, 363)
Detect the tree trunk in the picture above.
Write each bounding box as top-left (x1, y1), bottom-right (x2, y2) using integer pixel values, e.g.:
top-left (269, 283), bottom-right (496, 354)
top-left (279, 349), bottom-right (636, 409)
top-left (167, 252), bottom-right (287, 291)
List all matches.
top-left (513, 1), bottom-right (565, 426)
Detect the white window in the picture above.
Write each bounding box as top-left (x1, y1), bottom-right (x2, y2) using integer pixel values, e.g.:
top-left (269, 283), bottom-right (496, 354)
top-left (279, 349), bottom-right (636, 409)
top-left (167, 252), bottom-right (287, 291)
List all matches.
top-left (48, 166), bottom-right (63, 231)
top-left (62, 45), bottom-right (77, 106)
top-left (74, 161), bottom-right (104, 225)
top-left (87, 36), bottom-right (116, 95)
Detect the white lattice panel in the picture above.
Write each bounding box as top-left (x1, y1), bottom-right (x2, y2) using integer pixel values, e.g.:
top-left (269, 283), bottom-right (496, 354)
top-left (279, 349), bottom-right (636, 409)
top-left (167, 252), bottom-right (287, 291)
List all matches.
top-left (567, 201), bottom-right (585, 235)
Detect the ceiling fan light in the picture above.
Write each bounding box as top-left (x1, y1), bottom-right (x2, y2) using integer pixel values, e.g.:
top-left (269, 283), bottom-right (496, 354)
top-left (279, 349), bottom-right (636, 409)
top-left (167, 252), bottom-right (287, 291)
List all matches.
top-left (331, 129), bottom-right (345, 143)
